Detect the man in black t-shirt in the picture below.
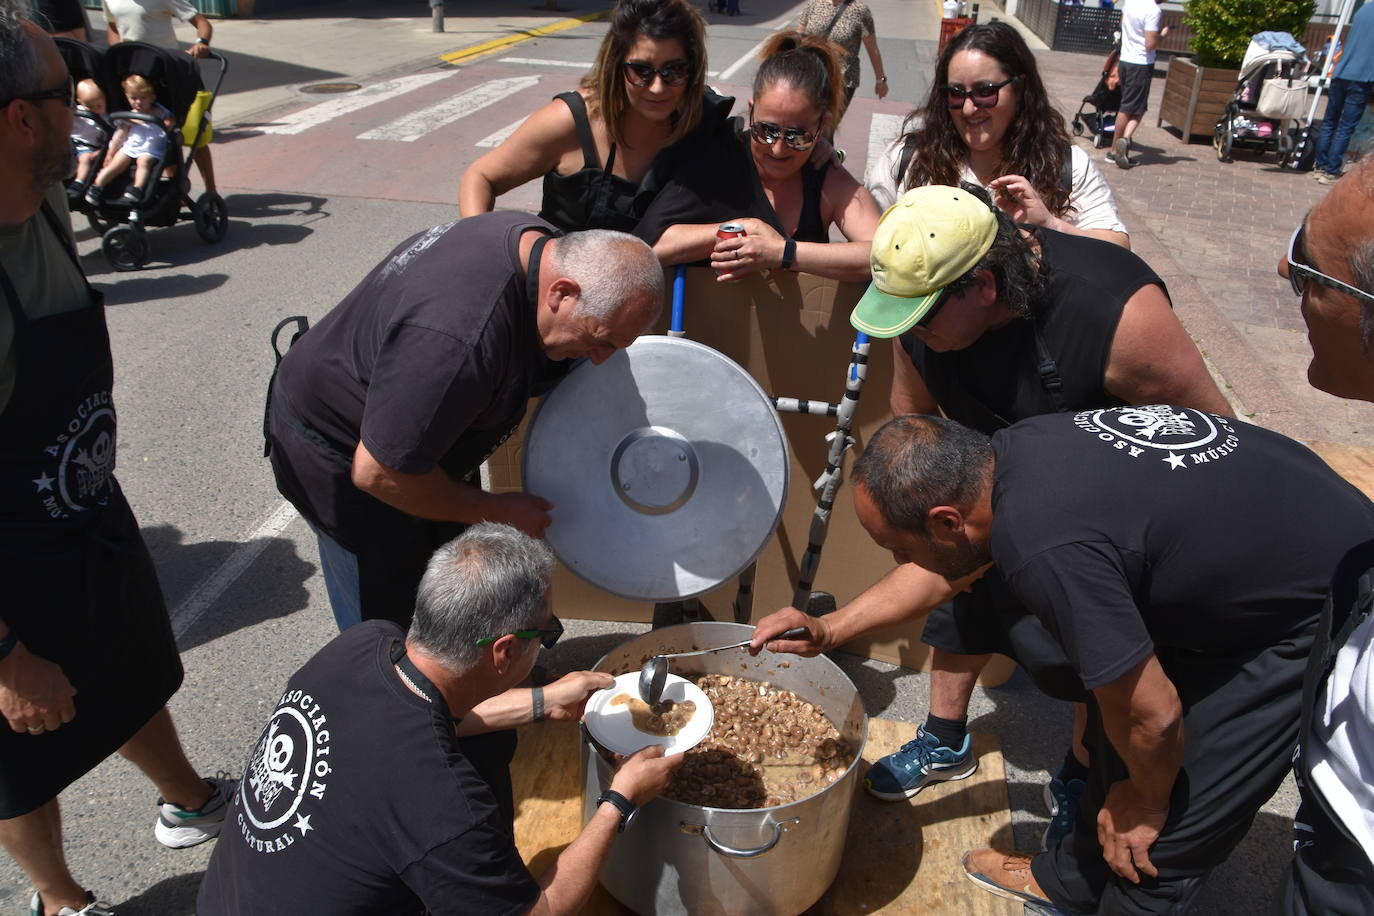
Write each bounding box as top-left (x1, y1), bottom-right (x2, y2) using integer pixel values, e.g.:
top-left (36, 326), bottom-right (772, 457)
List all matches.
top-left (758, 185), bottom-right (1231, 835)
top-left (1275, 158), bottom-right (1374, 914)
top-left (266, 215), bottom-right (663, 631)
top-left (828, 410), bottom-right (1374, 915)
top-left (198, 523), bottom-right (682, 916)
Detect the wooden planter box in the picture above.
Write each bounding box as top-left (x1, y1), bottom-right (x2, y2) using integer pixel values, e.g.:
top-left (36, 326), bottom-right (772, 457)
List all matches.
top-left (1157, 56), bottom-right (1241, 143)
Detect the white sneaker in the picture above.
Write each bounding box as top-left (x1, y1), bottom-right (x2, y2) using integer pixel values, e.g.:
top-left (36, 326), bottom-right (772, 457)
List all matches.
top-left (29, 891), bottom-right (115, 916)
top-left (153, 775), bottom-right (236, 849)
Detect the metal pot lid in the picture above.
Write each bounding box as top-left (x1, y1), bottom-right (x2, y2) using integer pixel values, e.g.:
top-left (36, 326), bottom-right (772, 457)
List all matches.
top-left (523, 336), bottom-right (789, 601)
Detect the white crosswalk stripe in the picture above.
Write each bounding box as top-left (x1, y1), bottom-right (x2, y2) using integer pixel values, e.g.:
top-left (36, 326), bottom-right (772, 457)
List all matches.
top-left (359, 75), bottom-right (543, 142)
top-left (868, 112), bottom-right (905, 165)
top-left (258, 71), bottom-right (456, 136)
top-left (477, 117), bottom-right (529, 148)
top-left (499, 57), bottom-right (593, 69)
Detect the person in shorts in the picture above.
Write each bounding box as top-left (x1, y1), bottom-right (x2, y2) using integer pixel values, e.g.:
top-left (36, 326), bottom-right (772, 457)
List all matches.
top-left (1111, 0), bottom-right (1168, 169)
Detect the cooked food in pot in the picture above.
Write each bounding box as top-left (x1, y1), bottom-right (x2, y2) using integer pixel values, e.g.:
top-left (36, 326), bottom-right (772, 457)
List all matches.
top-left (665, 674), bottom-right (853, 808)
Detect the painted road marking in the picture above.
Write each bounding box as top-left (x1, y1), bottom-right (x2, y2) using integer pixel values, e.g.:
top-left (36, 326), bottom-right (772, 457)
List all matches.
top-left (500, 57), bottom-right (593, 68)
top-left (441, 11), bottom-right (608, 65)
top-left (359, 75), bottom-right (542, 142)
top-left (868, 112), bottom-right (905, 165)
top-left (259, 71), bottom-right (456, 136)
top-left (718, 37), bottom-right (769, 81)
top-left (171, 500), bottom-right (299, 640)
top-left (478, 117), bottom-right (529, 147)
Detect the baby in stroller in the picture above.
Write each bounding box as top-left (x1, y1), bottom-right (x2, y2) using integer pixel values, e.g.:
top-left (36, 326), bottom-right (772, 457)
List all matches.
top-left (68, 78), bottom-right (111, 200)
top-left (85, 73), bottom-right (177, 207)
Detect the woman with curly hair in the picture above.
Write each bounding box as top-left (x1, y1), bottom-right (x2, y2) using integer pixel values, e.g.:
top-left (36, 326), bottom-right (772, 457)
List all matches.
top-left (459, 0), bottom-right (731, 233)
top-left (641, 31), bottom-right (880, 282)
top-left (864, 21), bottom-right (1127, 248)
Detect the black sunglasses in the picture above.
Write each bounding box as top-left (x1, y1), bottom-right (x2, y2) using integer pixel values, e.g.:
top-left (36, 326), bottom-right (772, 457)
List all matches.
top-left (3, 75), bottom-right (75, 110)
top-left (748, 116), bottom-right (821, 151)
top-left (1286, 223), bottom-right (1374, 306)
top-left (944, 75), bottom-right (1020, 110)
top-left (622, 59), bottom-right (691, 88)
top-left (474, 615), bottom-right (564, 649)
top-left (914, 286), bottom-right (957, 331)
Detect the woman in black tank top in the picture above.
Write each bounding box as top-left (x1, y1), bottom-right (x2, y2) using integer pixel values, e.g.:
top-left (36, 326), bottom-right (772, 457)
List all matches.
top-left (459, 0), bottom-right (719, 234)
top-left (647, 31), bottom-right (880, 283)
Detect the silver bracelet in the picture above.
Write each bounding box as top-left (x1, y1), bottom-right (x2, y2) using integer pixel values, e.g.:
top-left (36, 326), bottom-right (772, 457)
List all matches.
top-left (532, 686), bottom-right (545, 722)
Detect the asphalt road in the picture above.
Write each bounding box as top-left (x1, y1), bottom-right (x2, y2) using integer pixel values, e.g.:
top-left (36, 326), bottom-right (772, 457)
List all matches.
top-left (1, 5), bottom-right (1301, 913)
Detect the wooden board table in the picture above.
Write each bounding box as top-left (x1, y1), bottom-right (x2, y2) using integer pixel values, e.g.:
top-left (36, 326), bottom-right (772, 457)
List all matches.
top-left (511, 719), bottom-right (1018, 915)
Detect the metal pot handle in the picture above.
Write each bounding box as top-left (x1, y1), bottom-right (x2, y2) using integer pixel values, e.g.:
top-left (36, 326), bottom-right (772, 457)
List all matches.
top-left (680, 817), bottom-right (800, 859)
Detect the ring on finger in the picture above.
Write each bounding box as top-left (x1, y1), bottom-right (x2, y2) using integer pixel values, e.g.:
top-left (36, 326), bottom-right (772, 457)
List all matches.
top-left (26, 726), bottom-right (43, 734)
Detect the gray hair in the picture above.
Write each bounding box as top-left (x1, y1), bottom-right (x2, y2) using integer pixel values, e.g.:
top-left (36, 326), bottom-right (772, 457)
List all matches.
top-left (1358, 238), bottom-right (1374, 351)
top-left (553, 229), bottom-right (664, 325)
top-left (0, 1), bottom-right (42, 103)
top-left (853, 415), bottom-right (993, 535)
top-left (408, 523), bottom-right (555, 673)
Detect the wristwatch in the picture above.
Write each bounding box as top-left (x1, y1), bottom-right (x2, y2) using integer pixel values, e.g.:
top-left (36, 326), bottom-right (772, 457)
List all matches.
top-left (195, 37), bottom-right (210, 44)
top-left (596, 789), bottom-right (638, 833)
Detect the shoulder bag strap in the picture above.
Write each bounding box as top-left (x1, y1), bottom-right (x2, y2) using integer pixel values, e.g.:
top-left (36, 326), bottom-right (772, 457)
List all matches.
top-left (822, 0), bottom-right (853, 36)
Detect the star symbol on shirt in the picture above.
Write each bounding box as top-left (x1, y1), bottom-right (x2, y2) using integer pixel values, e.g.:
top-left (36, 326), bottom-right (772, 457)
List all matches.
top-left (293, 813), bottom-right (314, 836)
top-left (33, 472), bottom-right (55, 492)
top-left (1163, 453), bottom-right (1187, 470)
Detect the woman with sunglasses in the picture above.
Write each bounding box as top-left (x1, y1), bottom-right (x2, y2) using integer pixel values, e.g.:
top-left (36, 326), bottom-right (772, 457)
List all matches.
top-left (459, 0), bottom-right (730, 234)
top-left (641, 32), bottom-right (880, 282)
top-left (864, 21), bottom-right (1128, 249)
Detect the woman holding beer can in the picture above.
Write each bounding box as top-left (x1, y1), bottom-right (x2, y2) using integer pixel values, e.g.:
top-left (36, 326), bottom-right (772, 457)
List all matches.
top-left (641, 32), bottom-right (880, 283)
top-left (458, 0), bottom-right (732, 233)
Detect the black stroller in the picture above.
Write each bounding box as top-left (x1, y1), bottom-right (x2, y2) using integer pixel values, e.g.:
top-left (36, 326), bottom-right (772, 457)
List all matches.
top-left (57, 39), bottom-right (229, 271)
top-left (1071, 48), bottom-right (1122, 149)
top-left (1213, 33), bottom-right (1310, 164)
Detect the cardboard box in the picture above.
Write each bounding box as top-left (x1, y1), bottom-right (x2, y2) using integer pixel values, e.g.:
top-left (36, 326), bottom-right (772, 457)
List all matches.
top-left (489, 266), bottom-right (1015, 685)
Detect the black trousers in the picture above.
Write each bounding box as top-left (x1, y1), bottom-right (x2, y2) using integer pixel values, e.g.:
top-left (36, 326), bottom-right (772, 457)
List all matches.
top-left (1032, 626), bottom-right (1314, 915)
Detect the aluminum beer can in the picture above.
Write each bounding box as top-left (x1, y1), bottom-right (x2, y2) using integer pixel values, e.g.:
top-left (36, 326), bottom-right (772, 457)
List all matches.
top-left (716, 222), bottom-right (746, 241)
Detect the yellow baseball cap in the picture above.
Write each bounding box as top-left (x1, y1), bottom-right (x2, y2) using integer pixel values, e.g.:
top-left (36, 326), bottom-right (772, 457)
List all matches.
top-left (850, 185), bottom-right (998, 338)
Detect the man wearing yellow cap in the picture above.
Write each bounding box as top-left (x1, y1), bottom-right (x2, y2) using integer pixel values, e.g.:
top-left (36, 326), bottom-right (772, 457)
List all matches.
top-left (752, 184), bottom-right (1232, 846)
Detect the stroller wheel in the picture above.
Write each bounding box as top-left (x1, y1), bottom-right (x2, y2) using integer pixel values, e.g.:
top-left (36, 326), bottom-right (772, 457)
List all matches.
top-left (102, 225), bottom-right (148, 272)
top-left (1213, 119), bottom-right (1233, 163)
top-left (192, 192), bottom-right (228, 244)
top-left (86, 212), bottom-right (116, 236)
top-left (1072, 117), bottom-right (1084, 137)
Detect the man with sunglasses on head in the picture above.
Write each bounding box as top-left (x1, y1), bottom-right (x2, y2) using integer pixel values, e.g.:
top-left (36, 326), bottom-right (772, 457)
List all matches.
top-left (751, 183), bottom-right (1230, 839)
top-left (199, 523), bottom-right (683, 916)
top-left (1274, 157), bottom-right (1374, 915)
top-left (1111, 0), bottom-right (1167, 170)
top-left (1, 6), bottom-right (232, 915)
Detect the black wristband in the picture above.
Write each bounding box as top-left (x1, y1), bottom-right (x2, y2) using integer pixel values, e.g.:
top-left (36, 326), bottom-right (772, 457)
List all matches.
top-left (596, 789), bottom-right (637, 833)
top-left (195, 37), bottom-right (209, 44)
top-left (780, 237), bottom-right (797, 271)
top-left (0, 630), bottom-right (18, 663)
top-left (531, 686), bottom-right (544, 722)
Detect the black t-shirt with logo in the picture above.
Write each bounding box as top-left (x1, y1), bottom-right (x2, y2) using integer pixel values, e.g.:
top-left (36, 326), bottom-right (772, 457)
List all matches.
top-left (196, 621), bottom-right (540, 916)
top-left (990, 408), bottom-right (1374, 690)
top-left (268, 212), bottom-right (569, 550)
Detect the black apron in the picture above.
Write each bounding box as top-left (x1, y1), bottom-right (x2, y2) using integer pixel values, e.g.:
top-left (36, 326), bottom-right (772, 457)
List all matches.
top-left (0, 202), bottom-right (182, 818)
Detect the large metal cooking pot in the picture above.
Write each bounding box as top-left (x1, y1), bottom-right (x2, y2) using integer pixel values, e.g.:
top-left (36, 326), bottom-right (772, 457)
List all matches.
top-left (582, 623), bottom-right (869, 916)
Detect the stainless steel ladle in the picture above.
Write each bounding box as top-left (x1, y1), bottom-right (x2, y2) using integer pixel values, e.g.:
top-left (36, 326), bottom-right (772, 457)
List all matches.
top-left (637, 626), bottom-right (810, 707)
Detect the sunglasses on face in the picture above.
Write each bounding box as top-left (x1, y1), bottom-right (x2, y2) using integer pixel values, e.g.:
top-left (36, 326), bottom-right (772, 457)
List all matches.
top-left (1286, 223), bottom-right (1374, 306)
top-left (474, 615), bottom-right (564, 649)
top-left (914, 285), bottom-right (957, 331)
top-left (622, 59), bottom-right (691, 88)
top-left (943, 75), bottom-right (1020, 110)
top-left (3, 74), bottom-right (75, 110)
top-left (748, 116), bottom-right (821, 151)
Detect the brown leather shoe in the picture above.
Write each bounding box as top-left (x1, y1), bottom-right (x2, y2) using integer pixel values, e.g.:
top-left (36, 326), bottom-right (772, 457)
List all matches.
top-left (961, 847), bottom-right (1055, 906)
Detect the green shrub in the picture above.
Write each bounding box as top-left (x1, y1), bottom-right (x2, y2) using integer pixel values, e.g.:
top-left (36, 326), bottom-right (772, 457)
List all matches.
top-left (1184, 0), bottom-right (1316, 68)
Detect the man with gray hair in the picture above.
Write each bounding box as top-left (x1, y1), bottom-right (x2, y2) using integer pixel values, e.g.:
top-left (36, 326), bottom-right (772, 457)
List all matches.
top-left (197, 523), bottom-right (682, 915)
top-left (1274, 156), bottom-right (1374, 914)
top-left (265, 214), bottom-right (664, 630)
top-left (1, 4), bottom-right (231, 914)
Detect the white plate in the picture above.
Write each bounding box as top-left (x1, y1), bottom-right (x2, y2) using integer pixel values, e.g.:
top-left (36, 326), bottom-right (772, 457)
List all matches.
top-left (583, 672), bottom-right (714, 756)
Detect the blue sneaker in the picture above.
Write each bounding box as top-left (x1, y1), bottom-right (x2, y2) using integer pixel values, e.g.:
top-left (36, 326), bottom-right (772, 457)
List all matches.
top-left (1041, 767), bottom-right (1086, 851)
top-left (864, 724), bottom-right (976, 800)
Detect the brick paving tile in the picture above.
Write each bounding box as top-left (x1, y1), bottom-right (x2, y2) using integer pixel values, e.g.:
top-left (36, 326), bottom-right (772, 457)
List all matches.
top-left (1028, 43), bottom-right (1374, 444)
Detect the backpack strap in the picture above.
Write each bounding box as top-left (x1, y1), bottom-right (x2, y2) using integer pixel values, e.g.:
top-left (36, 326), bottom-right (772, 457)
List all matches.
top-left (896, 134), bottom-right (918, 190)
top-left (1060, 143), bottom-right (1074, 197)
